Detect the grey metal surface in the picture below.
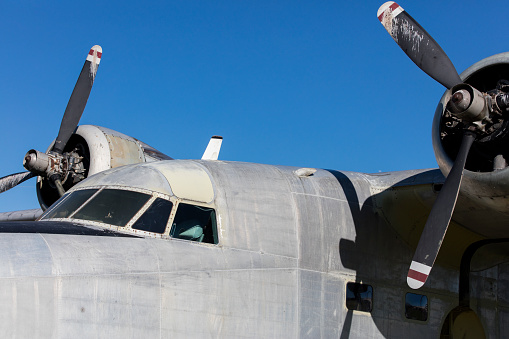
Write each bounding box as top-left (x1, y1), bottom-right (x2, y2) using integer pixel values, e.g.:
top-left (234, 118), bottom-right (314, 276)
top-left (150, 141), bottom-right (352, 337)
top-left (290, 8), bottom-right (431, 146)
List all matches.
top-left (0, 208), bottom-right (43, 222)
top-left (0, 159), bottom-right (507, 337)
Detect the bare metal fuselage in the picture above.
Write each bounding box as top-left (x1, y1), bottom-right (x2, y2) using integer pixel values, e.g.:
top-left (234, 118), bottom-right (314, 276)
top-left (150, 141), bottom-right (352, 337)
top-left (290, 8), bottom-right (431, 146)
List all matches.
top-left (0, 160), bottom-right (507, 338)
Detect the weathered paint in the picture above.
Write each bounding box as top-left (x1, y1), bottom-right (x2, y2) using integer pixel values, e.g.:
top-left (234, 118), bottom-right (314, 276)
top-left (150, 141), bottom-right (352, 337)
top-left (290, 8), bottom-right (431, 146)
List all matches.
top-left (86, 45), bottom-right (101, 80)
top-left (105, 132), bottom-right (144, 168)
top-left (0, 159), bottom-right (507, 337)
top-left (150, 161), bottom-right (215, 203)
top-left (0, 208), bottom-right (43, 222)
top-left (0, 172), bottom-right (35, 196)
top-left (74, 164), bottom-right (173, 197)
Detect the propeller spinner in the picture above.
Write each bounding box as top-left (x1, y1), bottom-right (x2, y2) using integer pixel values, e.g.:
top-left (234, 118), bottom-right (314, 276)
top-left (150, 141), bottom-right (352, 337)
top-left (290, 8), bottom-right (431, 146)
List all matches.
top-left (377, 2), bottom-right (509, 289)
top-left (0, 45), bottom-right (102, 198)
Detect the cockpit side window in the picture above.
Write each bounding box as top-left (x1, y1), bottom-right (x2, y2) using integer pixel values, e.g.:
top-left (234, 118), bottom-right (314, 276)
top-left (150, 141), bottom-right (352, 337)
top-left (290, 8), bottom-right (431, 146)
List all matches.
top-left (72, 189), bottom-right (151, 226)
top-left (170, 203), bottom-right (218, 244)
top-left (42, 189), bottom-right (98, 219)
top-left (132, 198), bottom-right (173, 234)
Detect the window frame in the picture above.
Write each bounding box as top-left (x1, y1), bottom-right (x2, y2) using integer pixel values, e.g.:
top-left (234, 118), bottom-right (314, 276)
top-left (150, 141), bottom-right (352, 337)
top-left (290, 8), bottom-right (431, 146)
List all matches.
top-left (124, 193), bottom-right (177, 237)
top-left (345, 282), bottom-right (373, 313)
top-left (40, 186), bottom-right (220, 243)
top-left (404, 292), bottom-right (429, 323)
top-left (41, 186), bottom-right (175, 238)
top-left (168, 199), bottom-right (219, 245)
top-left (67, 188), bottom-right (103, 219)
top-left (67, 186), bottom-right (154, 229)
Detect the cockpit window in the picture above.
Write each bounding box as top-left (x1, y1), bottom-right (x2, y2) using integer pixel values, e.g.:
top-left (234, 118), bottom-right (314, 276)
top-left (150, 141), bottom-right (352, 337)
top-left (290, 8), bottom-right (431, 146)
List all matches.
top-left (42, 189), bottom-right (98, 219)
top-left (72, 189), bottom-right (151, 226)
top-left (132, 198), bottom-right (173, 234)
top-left (170, 203), bottom-right (218, 244)
top-left (41, 187), bottom-right (219, 240)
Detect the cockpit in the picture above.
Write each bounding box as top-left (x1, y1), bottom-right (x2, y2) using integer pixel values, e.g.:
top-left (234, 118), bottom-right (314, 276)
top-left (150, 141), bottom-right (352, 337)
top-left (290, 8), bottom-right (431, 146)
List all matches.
top-left (40, 185), bottom-right (218, 244)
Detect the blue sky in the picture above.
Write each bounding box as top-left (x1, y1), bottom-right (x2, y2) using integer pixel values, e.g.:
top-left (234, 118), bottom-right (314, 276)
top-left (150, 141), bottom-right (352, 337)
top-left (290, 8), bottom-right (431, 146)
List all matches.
top-left (1, 0), bottom-right (508, 212)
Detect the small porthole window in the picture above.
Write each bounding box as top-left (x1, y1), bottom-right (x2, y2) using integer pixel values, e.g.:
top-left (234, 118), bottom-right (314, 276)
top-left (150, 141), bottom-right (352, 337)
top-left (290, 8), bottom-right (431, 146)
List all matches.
top-left (405, 293), bottom-right (428, 321)
top-left (346, 282), bottom-right (373, 312)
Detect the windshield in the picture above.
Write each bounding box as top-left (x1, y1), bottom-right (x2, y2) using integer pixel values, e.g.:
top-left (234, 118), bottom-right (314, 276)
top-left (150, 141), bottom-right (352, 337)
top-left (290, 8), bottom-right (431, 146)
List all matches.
top-left (42, 188), bottom-right (151, 227)
top-left (40, 187), bottom-right (217, 241)
top-left (132, 197), bottom-right (173, 233)
top-left (42, 189), bottom-right (98, 219)
top-left (73, 189), bottom-right (151, 226)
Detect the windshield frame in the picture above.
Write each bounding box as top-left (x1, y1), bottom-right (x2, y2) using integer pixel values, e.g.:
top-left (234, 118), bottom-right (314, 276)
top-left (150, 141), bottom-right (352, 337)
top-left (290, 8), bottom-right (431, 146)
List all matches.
top-left (41, 186), bottom-right (176, 238)
top-left (40, 185), bottom-right (219, 243)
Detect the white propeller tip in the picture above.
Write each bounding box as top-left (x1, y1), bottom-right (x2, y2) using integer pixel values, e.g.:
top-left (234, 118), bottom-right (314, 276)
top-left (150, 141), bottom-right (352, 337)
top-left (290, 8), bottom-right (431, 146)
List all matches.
top-left (407, 261), bottom-right (431, 289)
top-left (377, 2), bottom-right (403, 21)
top-left (407, 277), bottom-right (426, 289)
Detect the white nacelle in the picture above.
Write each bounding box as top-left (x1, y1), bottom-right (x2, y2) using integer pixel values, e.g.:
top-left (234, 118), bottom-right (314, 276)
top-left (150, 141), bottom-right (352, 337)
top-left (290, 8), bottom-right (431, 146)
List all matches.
top-left (37, 125), bottom-right (171, 210)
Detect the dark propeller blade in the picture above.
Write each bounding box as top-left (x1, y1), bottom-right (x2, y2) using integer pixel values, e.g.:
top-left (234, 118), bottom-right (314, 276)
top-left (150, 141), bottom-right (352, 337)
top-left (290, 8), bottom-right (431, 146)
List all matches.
top-left (377, 2), bottom-right (462, 89)
top-left (407, 131), bottom-right (476, 289)
top-left (53, 45), bottom-right (102, 154)
top-left (0, 172), bottom-right (36, 194)
top-left (0, 46), bottom-right (102, 201)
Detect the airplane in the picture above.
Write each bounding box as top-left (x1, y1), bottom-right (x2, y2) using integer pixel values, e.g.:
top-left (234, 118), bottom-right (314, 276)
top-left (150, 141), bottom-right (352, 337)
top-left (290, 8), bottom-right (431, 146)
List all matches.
top-left (0, 1), bottom-right (507, 337)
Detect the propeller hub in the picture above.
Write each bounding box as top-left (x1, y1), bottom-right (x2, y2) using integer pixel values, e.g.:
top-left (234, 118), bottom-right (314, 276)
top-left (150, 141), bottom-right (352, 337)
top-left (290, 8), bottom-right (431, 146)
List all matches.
top-left (450, 90), bottom-right (471, 112)
top-left (447, 84), bottom-right (489, 123)
top-left (23, 150), bottom-right (50, 175)
top-left (23, 149), bottom-right (70, 179)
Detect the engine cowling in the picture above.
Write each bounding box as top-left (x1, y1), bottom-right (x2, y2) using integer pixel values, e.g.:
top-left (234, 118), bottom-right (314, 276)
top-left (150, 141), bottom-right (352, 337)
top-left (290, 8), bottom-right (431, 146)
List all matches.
top-left (433, 52), bottom-right (509, 236)
top-left (36, 125), bottom-right (172, 210)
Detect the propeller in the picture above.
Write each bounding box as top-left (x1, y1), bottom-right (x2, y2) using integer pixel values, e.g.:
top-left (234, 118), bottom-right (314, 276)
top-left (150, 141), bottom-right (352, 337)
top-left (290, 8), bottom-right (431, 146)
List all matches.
top-left (377, 2), bottom-right (486, 289)
top-left (53, 46), bottom-right (102, 154)
top-left (377, 2), bottom-right (461, 90)
top-left (407, 131), bottom-right (475, 289)
top-left (1, 45), bottom-right (102, 198)
top-left (0, 172), bottom-right (35, 194)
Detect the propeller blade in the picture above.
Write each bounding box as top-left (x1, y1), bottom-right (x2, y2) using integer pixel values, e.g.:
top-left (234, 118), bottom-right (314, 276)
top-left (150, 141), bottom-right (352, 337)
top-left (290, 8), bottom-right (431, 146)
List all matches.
top-left (407, 131), bottom-right (476, 289)
top-left (49, 175), bottom-right (66, 197)
top-left (0, 172), bottom-right (35, 194)
top-left (53, 45), bottom-right (102, 154)
top-left (377, 2), bottom-right (462, 89)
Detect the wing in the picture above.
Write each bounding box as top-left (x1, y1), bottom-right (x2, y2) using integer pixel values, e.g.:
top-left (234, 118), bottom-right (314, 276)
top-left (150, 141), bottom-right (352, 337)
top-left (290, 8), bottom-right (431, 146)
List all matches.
top-left (0, 209), bottom-right (43, 222)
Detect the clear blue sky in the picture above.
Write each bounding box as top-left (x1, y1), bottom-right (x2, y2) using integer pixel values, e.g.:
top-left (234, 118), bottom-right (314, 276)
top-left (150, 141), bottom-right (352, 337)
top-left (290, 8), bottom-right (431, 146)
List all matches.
top-left (1, 0), bottom-right (508, 212)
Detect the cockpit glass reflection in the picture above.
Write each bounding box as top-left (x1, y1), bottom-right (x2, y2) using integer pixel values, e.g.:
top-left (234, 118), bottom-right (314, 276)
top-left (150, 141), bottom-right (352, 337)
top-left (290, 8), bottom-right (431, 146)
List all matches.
top-left (42, 189), bottom-right (98, 219)
top-left (41, 187), bottom-right (220, 240)
top-left (72, 189), bottom-right (151, 226)
top-left (132, 198), bottom-right (173, 234)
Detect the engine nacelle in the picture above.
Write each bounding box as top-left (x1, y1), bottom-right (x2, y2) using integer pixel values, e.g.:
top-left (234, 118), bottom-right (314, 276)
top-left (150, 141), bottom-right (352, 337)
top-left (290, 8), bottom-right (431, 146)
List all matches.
top-left (37, 125), bottom-right (172, 210)
top-left (433, 52), bottom-right (509, 222)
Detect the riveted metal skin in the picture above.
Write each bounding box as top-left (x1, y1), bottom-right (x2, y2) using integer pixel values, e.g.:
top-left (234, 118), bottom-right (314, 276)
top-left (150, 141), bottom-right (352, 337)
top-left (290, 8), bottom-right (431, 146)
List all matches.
top-left (0, 159), bottom-right (507, 338)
